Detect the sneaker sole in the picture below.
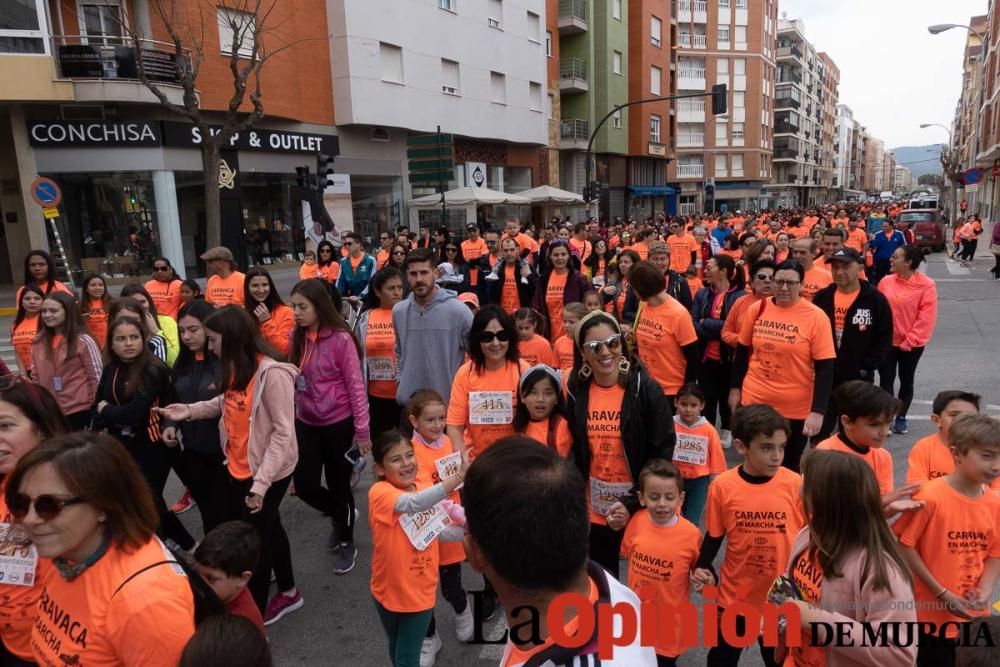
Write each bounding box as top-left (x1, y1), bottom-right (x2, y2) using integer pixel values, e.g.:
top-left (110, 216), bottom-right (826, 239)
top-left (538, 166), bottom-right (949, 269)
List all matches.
top-left (263, 597), bottom-right (304, 626)
top-left (334, 551), bottom-right (357, 575)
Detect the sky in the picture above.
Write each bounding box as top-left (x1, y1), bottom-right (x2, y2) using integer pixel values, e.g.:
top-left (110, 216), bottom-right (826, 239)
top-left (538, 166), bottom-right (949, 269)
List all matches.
top-left (779, 0), bottom-right (987, 155)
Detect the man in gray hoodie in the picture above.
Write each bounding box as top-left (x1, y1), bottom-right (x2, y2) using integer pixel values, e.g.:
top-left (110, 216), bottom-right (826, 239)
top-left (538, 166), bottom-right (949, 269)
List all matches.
top-left (394, 248), bottom-right (473, 406)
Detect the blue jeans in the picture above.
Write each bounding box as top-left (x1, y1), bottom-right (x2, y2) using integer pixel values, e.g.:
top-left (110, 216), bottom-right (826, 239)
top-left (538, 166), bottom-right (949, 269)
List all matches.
top-left (681, 475), bottom-right (711, 527)
top-left (374, 598), bottom-right (433, 667)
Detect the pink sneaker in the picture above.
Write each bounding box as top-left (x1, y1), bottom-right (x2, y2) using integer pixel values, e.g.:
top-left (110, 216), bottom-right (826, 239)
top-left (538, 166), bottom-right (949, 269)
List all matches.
top-left (170, 490), bottom-right (195, 514)
top-left (263, 589), bottom-right (304, 626)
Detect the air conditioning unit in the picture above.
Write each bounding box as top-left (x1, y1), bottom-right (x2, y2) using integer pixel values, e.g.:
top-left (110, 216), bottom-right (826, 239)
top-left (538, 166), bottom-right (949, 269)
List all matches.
top-left (488, 17), bottom-right (501, 29)
top-left (370, 127), bottom-right (390, 142)
top-left (442, 85), bottom-right (458, 95)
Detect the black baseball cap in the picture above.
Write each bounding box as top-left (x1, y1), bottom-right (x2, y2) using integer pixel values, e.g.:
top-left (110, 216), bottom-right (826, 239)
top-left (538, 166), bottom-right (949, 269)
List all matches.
top-left (828, 248), bottom-right (862, 264)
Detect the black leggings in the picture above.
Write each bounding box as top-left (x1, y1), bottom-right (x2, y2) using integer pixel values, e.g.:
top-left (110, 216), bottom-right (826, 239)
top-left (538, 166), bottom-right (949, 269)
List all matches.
top-left (125, 438), bottom-right (196, 551)
top-left (879, 346), bottom-right (925, 418)
top-left (294, 417), bottom-right (357, 543)
top-left (698, 358), bottom-right (732, 430)
top-left (991, 252), bottom-right (1000, 277)
top-left (172, 448), bottom-right (229, 534)
top-left (706, 608), bottom-right (778, 667)
top-left (368, 395), bottom-right (402, 438)
top-left (426, 563), bottom-right (469, 637)
top-left (588, 522), bottom-right (624, 580)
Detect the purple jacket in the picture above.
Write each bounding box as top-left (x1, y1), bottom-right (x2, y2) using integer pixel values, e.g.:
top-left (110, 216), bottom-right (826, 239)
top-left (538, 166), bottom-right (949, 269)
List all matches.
top-left (294, 328), bottom-right (371, 441)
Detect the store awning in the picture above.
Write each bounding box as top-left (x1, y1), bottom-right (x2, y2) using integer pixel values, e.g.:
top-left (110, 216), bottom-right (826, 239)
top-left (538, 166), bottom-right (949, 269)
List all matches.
top-left (628, 185), bottom-right (678, 196)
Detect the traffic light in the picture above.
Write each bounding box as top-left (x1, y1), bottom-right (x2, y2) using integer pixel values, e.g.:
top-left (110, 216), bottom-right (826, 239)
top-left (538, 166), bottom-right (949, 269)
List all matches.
top-left (295, 166), bottom-right (311, 190)
top-left (705, 183), bottom-right (715, 198)
top-left (583, 185), bottom-right (592, 202)
top-left (317, 153), bottom-right (335, 189)
top-left (711, 83), bottom-right (728, 115)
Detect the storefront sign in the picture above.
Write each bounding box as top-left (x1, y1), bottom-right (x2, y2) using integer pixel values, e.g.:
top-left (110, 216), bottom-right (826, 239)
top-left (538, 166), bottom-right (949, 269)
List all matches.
top-left (28, 121), bottom-right (162, 147)
top-left (161, 122), bottom-right (338, 155)
top-left (466, 162), bottom-right (487, 188)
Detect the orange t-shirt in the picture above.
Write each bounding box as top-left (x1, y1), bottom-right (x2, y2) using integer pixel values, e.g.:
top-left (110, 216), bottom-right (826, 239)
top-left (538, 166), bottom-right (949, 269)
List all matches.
top-left (687, 275), bottom-right (704, 295)
top-left (672, 417), bottom-right (727, 479)
top-left (801, 266), bottom-right (833, 302)
top-left (721, 293), bottom-right (759, 349)
top-left (205, 271), bottom-right (246, 307)
top-left (738, 298), bottom-right (836, 420)
top-left (788, 547), bottom-right (826, 667)
top-left (446, 360), bottom-right (526, 456)
top-left (569, 238), bottom-right (592, 264)
top-left (632, 241), bottom-right (650, 260)
top-left (621, 512), bottom-right (701, 658)
top-left (223, 374), bottom-right (256, 480)
top-left (10, 316), bottom-right (39, 372)
top-left (894, 478), bottom-right (1000, 637)
top-left (634, 297), bottom-right (698, 396)
top-left (553, 335), bottom-right (574, 372)
top-left (30, 537), bottom-right (194, 667)
top-left (14, 281), bottom-right (71, 307)
top-left (144, 279), bottom-right (183, 319)
top-left (502, 579), bottom-right (598, 667)
top-left (704, 466), bottom-right (805, 607)
top-left (667, 233), bottom-right (700, 273)
top-left (299, 262), bottom-right (322, 280)
top-left (523, 416), bottom-right (573, 458)
top-left (318, 262), bottom-right (340, 284)
top-left (545, 272), bottom-right (569, 342)
top-left (364, 307), bottom-right (397, 400)
top-left (832, 288), bottom-right (859, 348)
top-left (259, 304), bottom-right (294, 357)
top-left (368, 480), bottom-right (441, 612)
top-left (586, 383), bottom-right (629, 525)
top-left (518, 333), bottom-right (557, 368)
top-left (500, 264), bottom-right (520, 315)
top-left (82, 299), bottom-right (109, 349)
top-left (412, 434), bottom-right (465, 566)
top-left (815, 434), bottom-right (894, 497)
top-left (845, 227), bottom-right (868, 253)
top-left (786, 225), bottom-right (811, 240)
top-left (462, 238), bottom-right (489, 287)
top-left (905, 434), bottom-right (1000, 491)
top-left (376, 249), bottom-right (390, 270)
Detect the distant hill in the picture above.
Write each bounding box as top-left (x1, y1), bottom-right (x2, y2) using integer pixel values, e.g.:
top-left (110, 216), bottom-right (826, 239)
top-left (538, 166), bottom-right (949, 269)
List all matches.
top-left (891, 144), bottom-right (945, 180)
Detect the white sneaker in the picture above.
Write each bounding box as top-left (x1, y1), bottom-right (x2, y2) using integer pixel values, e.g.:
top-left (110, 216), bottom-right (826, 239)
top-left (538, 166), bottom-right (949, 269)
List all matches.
top-left (455, 602), bottom-right (474, 642)
top-left (484, 270), bottom-right (500, 281)
top-left (720, 429), bottom-right (733, 449)
top-left (420, 633), bottom-right (442, 667)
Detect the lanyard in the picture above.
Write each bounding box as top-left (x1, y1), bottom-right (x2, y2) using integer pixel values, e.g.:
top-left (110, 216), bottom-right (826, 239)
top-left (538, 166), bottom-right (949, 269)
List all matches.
top-left (111, 366), bottom-right (122, 404)
top-left (298, 333), bottom-right (316, 370)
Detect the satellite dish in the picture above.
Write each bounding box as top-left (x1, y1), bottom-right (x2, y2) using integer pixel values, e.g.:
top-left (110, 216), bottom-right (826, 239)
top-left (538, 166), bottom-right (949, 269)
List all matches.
top-left (781, 11), bottom-right (788, 19)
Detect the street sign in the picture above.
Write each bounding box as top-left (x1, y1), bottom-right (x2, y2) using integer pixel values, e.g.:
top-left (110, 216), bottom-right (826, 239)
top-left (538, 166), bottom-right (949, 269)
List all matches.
top-left (30, 177), bottom-right (61, 207)
top-left (42, 207), bottom-right (59, 219)
top-left (965, 183), bottom-right (979, 193)
top-left (407, 133), bottom-right (454, 147)
top-left (962, 168), bottom-right (984, 185)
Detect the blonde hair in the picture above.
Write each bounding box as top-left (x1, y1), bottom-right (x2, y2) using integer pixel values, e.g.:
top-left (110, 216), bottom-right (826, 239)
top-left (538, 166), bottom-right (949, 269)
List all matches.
top-left (562, 302), bottom-right (588, 320)
top-left (949, 413), bottom-right (1000, 454)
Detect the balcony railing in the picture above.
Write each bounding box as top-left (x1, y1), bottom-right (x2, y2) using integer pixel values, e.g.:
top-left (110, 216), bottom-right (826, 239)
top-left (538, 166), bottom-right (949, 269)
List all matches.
top-left (52, 35), bottom-right (189, 83)
top-left (560, 118), bottom-right (589, 141)
top-left (676, 164), bottom-right (704, 178)
top-left (677, 99), bottom-right (705, 113)
top-left (773, 148), bottom-right (798, 159)
top-left (776, 43), bottom-right (803, 60)
top-left (678, 67), bottom-right (706, 80)
top-left (558, 0), bottom-right (588, 34)
top-left (559, 58), bottom-right (587, 82)
top-left (678, 33), bottom-right (707, 48)
top-left (775, 95), bottom-right (800, 109)
top-left (676, 132), bottom-right (705, 147)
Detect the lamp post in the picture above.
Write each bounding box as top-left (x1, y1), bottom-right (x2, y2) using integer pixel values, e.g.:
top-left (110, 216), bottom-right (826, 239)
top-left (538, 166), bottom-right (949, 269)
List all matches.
top-left (919, 122), bottom-right (957, 217)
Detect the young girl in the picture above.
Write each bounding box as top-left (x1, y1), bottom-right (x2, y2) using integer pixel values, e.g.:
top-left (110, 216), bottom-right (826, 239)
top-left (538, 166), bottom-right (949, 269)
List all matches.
top-left (359, 268), bottom-right (405, 437)
top-left (299, 249), bottom-right (321, 280)
top-left (406, 391), bottom-right (474, 652)
top-left (110, 297), bottom-right (168, 363)
top-left (513, 365), bottom-right (573, 457)
top-left (121, 283), bottom-right (181, 367)
top-left (10, 284), bottom-right (43, 377)
top-left (30, 292), bottom-right (102, 430)
top-left (553, 302), bottom-right (588, 373)
top-left (671, 383), bottom-right (726, 525)
top-left (180, 278), bottom-right (203, 305)
top-left (582, 290), bottom-right (603, 313)
top-left (245, 267), bottom-right (294, 358)
top-left (514, 308), bottom-right (556, 368)
top-left (80, 273), bottom-right (111, 349)
top-left (369, 429), bottom-right (467, 667)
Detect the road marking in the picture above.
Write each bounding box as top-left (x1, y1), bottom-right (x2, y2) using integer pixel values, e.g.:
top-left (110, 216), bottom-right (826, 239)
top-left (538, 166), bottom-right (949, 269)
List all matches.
top-left (944, 261), bottom-right (971, 276)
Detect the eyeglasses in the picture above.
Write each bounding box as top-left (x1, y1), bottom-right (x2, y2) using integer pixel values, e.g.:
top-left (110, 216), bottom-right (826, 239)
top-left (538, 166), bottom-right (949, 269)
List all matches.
top-left (773, 279), bottom-right (801, 289)
top-left (8, 493), bottom-right (87, 521)
top-left (320, 249), bottom-right (333, 253)
top-left (445, 247), bottom-right (458, 253)
top-left (754, 273), bottom-right (774, 282)
top-left (392, 250), bottom-right (406, 256)
top-left (582, 334), bottom-right (622, 355)
top-left (380, 236), bottom-right (390, 241)
top-left (478, 330), bottom-right (510, 344)
top-left (153, 266), bottom-right (170, 272)
top-left (343, 241), bottom-right (355, 247)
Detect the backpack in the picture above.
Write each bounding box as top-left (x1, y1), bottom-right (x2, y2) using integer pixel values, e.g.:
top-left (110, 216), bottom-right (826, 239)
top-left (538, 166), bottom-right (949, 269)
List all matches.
top-left (112, 548), bottom-right (227, 625)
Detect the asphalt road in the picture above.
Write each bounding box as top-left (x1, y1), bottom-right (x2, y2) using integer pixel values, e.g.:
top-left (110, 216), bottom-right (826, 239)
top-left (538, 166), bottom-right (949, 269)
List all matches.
top-left (159, 250), bottom-right (1000, 665)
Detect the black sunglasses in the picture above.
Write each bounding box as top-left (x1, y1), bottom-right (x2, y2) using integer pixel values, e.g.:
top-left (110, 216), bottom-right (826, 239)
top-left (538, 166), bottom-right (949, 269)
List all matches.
top-left (153, 265), bottom-right (170, 272)
top-left (478, 330), bottom-right (510, 344)
top-left (8, 493), bottom-right (87, 521)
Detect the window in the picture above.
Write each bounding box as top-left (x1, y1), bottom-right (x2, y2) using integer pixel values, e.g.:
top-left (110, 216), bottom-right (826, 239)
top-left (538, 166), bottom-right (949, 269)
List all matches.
top-left (0, 0), bottom-right (48, 53)
top-left (527, 11), bottom-right (541, 42)
top-left (490, 71), bottom-right (506, 104)
top-left (613, 0), bottom-right (622, 20)
top-left (651, 65), bottom-right (662, 95)
top-left (735, 26), bottom-right (746, 44)
top-left (441, 58), bottom-right (460, 95)
top-left (546, 31), bottom-right (552, 57)
top-left (717, 57), bottom-right (729, 77)
top-left (734, 58), bottom-right (746, 75)
top-left (718, 26), bottom-right (730, 45)
top-left (613, 51), bottom-right (623, 75)
top-left (733, 122), bottom-right (745, 144)
top-left (651, 16), bottom-right (662, 47)
top-left (718, 0), bottom-right (730, 7)
top-left (734, 91), bottom-right (745, 108)
top-left (217, 7), bottom-right (257, 58)
top-left (379, 42), bottom-right (403, 83)
top-left (716, 120), bottom-right (727, 145)
top-left (715, 154), bottom-right (727, 177)
top-left (81, 1), bottom-right (124, 44)
top-left (736, 0), bottom-right (748, 7)
top-left (613, 110), bottom-right (622, 129)
top-left (438, 0), bottom-right (454, 11)
top-left (732, 153), bottom-right (744, 176)
top-left (488, 0), bottom-right (502, 29)
top-left (529, 81), bottom-right (542, 110)
top-left (650, 115), bottom-right (661, 143)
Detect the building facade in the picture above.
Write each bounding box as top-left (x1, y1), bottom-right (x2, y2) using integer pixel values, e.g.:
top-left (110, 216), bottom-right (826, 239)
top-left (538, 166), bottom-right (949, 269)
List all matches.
top-left (951, 13), bottom-right (991, 218)
top-left (835, 103), bottom-right (861, 197)
top-left (894, 164), bottom-right (913, 193)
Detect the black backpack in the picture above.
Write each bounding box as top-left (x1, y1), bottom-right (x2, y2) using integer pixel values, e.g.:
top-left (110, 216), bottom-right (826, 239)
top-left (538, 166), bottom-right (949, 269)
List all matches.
top-left (112, 548), bottom-right (227, 625)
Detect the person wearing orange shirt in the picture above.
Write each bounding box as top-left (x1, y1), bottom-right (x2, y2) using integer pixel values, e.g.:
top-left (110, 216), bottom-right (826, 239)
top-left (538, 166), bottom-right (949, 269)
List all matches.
top-left (531, 241), bottom-right (590, 342)
top-left (245, 268), bottom-right (294, 357)
top-left (552, 302), bottom-right (587, 373)
top-left (15, 249), bottom-right (72, 307)
top-left (845, 216), bottom-right (869, 253)
top-left (315, 240), bottom-right (341, 285)
top-left (359, 267), bottom-right (405, 438)
top-left (298, 249), bottom-right (322, 280)
top-left (665, 220), bottom-right (701, 274)
top-left (512, 364), bottom-right (573, 457)
top-left (790, 237), bottom-right (833, 301)
top-left (80, 273), bottom-right (111, 349)
top-left (514, 308), bottom-right (557, 368)
top-left (461, 223), bottom-right (489, 289)
top-left (692, 405), bottom-right (805, 667)
top-left (894, 413), bottom-right (1000, 666)
top-left (568, 222), bottom-right (593, 265)
top-left (484, 237), bottom-right (535, 315)
top-left (10, 286), bottom-right (43, 377)
top-left (721, 259), bottom-right (774, 350)
top-left (671, 384), bottom-right (727, 526)
top-left (145, 257), bottom-right (184, 319)
top-left (375, 231), bottom-right (394, 270)
top-left (503, 217), bottom-right (540, 259)
top-left (202, 246), bottom-right (246, 307)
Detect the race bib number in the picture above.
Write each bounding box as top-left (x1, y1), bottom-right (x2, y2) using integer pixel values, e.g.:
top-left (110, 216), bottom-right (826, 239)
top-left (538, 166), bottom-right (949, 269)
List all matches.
top-left (469, 391), bottom-right (513, 425)
top-left (399, 502), bottom-right (453, 551)
top-left (435, 451), bottom-right (464, 491)
top-left (369, 357), bottom-right (396, 381)
top-left (673, 433), bottom-right (709, 466)
top-left (589, 478), bottom-right (631, 516)
top-left (0, 523), bottom-right (38, 587)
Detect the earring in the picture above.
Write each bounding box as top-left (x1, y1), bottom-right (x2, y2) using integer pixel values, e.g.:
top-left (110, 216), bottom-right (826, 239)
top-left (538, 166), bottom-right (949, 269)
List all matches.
top-left (618, 356), bottom-right (631, 374)
top-left (99, 514), bottom-right (107, 523)
top-left (578, 363), bottom-right (592, 380)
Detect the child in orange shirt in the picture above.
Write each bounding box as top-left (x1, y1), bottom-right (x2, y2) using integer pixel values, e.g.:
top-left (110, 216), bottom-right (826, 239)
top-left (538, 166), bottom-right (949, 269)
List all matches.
top-left (552, 302), bottom-right (588, 373)
top-left (894, 413), bottom-right (1000, 666)
top-left (814, 381), bottom-right (896, 498)
top-left (514, 308), bottom-right (557, 368)
top-left (299, 249), bottom-right (321, 280)
top-left (405, 391), bottom-right (474, 648)
top-left (369, 430), bottom-right (468, 667)
top-left (620, 460), bottom-right (703, 666)
top-left (906, 390), bottom-right (989, 486)
top-left (672, 383), bottom-right (727, 525)
top-left (582, 290), bottom-right (603, 313)
top-left (194, 521), bottom-right (266, 635)
top-left (80, 273), bottom-right (111, 349)
top-left (513, 365), bottom-right (573, 457)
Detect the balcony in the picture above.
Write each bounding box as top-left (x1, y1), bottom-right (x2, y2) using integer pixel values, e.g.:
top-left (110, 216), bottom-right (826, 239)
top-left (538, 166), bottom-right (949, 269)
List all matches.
top-left (775, 94), bottom-right (800, 110)
top-left (677, 0), bottom-right (708, 23)
top-left (676, 163), bottom-right (704, 178)
top-left (560, 118), bottom-right (589, 150)
top-left (773, 148), bottom-right (799, 160)
top-left (677, 98), bottom-right (705, 122)
top-left (777, 70), bottom-right (802, 85)
top-left (677, 67), bottom-right (706, 90)
top-left (676, 132), bottom-right (705, 147)
top-left (52, 35), bottom-right (188, 105)
top-left (776, 43), bottom-right (804, 61)
top-left (559, 58), bottom-right (588, 94)
top-left (558, 0), bottom-right (588, 35)
top-left (678, 33), bottom-right (707, 49)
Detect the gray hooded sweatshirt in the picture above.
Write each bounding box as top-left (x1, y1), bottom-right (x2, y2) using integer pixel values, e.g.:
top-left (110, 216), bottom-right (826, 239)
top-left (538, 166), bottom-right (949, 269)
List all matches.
top-left (393, 286), bottom-right (473, 405)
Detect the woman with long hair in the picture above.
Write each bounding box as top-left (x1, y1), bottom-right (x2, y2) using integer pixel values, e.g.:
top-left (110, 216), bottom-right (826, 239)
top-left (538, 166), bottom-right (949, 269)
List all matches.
top-left (144, 256), bottom-right (184, 319)
top-left (603, 248), bottom-right (640, 323)
top-left (30, 292), bottom-right (102, 430)
top-left (315, 240), bottom-right (341, 285)
top-left (288, 279), bottom-right (370, 574)
top-left (244, 267), bottom-right (294, 358)
top-left (358, 267), bottom-right (405, 437)
top-left (80, 272), bottom-right (112, 349)
top-left (10, 284), bottom-right (44, 378)
top-left (584, 236), bottom-right (614, 287)
top-left (436, 241), bottom-right (470, 293)
top-left (16, 250), bottom-right (71, 306)
top-left (387, 242), bottom-right (409, 271)
top-left (110, 296), bottom-right (168, 363)
top-left (121, 283), bottom-right (181, 367)
top-left (532, 240), bottom-right (591, 343)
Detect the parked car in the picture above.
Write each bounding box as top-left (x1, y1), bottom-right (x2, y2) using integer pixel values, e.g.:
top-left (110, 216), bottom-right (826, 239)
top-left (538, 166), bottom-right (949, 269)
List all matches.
top-left (895, 209), bottom-right (945, 251)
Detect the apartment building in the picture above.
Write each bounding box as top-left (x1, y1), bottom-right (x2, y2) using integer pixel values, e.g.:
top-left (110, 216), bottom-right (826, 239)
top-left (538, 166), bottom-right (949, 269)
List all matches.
top-left (0, 0), bottom-right (337, 283)
top-left (835, 104), bottom-right (862, 197)
top-left (950, 13), bottom-right (991, 217)
top-left (894, 164), bottom-right (913, 193)
top-left (766, 18), bottom-right (839, 208)
top-left (669, 0), bottom-right (777, 214)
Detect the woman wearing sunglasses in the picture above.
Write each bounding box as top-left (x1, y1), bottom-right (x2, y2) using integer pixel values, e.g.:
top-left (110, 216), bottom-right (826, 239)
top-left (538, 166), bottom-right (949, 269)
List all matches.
top-left (722, 259), bottom-right (776, 352)
top-left (729, 260), bottom-right (836, 473)
top-left (434, 242), bottom-right (471, 294)
top-left (532, 241), bottom-right (591, 343)
top-left (0, 380), bottom-right (68, 665)
top-left (446, 305), bottom-right (529, 458)
top-left (565, 311), bottom-right (674, 579)
top-left (5, 432), bottom-right (195, 667)
top-left (315, 240), bottom-right (341, 286)
top-left (143, 257), bottom-right (184, 319)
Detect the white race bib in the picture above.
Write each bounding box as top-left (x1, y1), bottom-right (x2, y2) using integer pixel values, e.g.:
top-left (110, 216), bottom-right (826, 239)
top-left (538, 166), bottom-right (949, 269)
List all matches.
top-left (369, 356), bottom-right (396, 381)
top-left (0, 523), bottom-right (38, 587)
top-left (399, 502), bottom-right (453, 551)
top-left (589, 478), bottom-right (632, 516)
top-left (434, 451), bottom-right (464, 491)
top-left (673, 433), bottom-right (709, 466)
top-left (469, 391), bottom-right (513, 425)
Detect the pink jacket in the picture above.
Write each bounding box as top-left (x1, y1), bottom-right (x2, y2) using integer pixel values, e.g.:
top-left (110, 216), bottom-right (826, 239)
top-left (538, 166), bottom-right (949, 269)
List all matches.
top-left (878, 271), bottom-right (937, 350)
top-left (30, 334), bottom-right (102, 416)
top-left (293, 328), bottom-right (370, 442)
top-left (784, 528), bottom-right (917, 667)
top-left (188, 357), bottom-right (299, 496)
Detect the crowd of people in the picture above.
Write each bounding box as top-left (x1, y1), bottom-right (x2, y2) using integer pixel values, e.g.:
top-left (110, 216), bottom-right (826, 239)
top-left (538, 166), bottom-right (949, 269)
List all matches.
top-left (1, 201), bottom-right (997, 667)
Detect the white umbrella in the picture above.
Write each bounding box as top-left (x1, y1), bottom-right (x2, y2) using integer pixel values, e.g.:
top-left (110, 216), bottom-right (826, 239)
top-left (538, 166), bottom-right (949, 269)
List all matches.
top-left (515, 185), bottom-right (585, 204)
top-left (408, 186), bottom-right (531, 208)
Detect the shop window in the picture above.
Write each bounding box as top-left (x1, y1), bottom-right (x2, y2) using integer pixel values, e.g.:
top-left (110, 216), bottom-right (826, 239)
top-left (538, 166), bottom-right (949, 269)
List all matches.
top-left (217, 6), bottom-right (257, 58)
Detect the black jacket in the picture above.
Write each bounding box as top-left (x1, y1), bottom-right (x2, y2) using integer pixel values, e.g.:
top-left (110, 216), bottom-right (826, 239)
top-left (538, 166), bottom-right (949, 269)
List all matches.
top-left (567, 365), bottom-right (675, 516)
top-left (623, 270), bottom-right (692, 323)
top-left (92, 361), bottom-right (170, 447)
top-left (482, 259), bottom-right (536, 308)
top-left (165, 356), bottom-right (224, 457)
top-left (812, 281), bottom-right (893, 383)
top-left (691, 285), bottom-right (746, 364)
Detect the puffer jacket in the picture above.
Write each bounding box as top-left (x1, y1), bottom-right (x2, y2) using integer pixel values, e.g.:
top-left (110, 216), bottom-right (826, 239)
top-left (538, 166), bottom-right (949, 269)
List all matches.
top-left (877, 271), bottom-right (937, 350)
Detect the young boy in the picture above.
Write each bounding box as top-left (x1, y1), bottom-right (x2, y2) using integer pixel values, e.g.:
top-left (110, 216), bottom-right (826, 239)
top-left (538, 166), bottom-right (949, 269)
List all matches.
top-left (553, 302), bottom-right (588, 373)
top-left (194, 521), bottom-right (266, 634)
top-left (692, 404), bottom-right (805, 667)
top-left (905, 390), bottom-right (989, 486)
top-left (894, 413), bottom-right (1000, 667)
top-left (299, 249), bottom-right (321, 280)
top-left (814, 380), bottom-right (896, 497)
top-left (620, 460), bottom-right (702, 666)
top-left (672, 383), bottom-right (726, 526)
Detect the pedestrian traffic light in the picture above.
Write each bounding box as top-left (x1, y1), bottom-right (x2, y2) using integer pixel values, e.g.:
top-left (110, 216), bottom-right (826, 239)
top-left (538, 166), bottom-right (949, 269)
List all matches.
top-left (705, 183), bottom-right (715, 197)
top-left (295, 166), bottom-right (310, 190)
top-left (583, 185), bottom-right (592, 202)
top-left (711, 83), bottom-right (728, 116)
top-left (317, 153), bottom-right (335, 189)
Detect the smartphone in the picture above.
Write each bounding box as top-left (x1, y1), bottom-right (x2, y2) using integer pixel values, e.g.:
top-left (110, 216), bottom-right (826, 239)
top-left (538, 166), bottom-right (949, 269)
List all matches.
top-left (344, 443), bottom-right (362, 466)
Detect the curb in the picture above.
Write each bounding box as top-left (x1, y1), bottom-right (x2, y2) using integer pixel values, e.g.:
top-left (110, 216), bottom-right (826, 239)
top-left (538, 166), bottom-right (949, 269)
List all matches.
top-left (0, 308), bottom-right (14, 316)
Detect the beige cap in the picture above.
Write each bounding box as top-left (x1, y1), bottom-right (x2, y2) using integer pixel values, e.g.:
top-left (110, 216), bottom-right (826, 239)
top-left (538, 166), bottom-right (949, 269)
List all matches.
top-left (647, 240), bottom-right (669, 255)
top-left (200, 246), bottom-right (234, 262)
